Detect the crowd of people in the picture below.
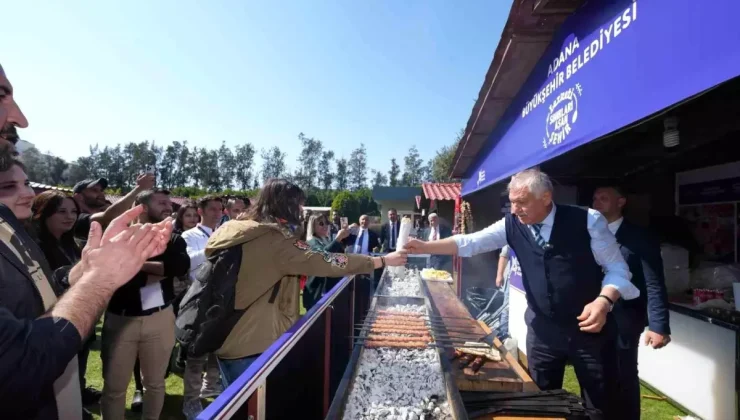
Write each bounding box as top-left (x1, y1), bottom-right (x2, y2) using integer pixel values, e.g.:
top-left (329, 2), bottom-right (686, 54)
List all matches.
top-left (0, 63), bottom-right (410, 420)
top-left (1, 58), bottom-right (669, 420)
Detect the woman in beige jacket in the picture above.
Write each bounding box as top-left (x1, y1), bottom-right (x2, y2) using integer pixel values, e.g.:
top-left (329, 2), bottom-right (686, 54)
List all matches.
top-left (206, 179), bottom-right (407, 385)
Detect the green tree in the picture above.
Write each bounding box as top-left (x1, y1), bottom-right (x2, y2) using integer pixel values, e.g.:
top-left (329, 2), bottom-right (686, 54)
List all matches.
top-left (174, 141), bottom-right (192, 187)
top-left (261, 146), bottom-right (287, 182)
top-left (331, 190), bottom-right (360, 222)
top-left (348, 143), bottom-right (368, 190)
top-left (355, 188), bottom-right (379, 216)
top-left (159, 143), bottom-right (178, 189)
top-left (218, 141), bottom-right (236, 189)
top-left (318, 150), bottom-right (335, 191)
top-left (20, 147), bottom-right (49, 183)
top-left (401, 145), bottom-right (424, 186)
top-left (45, 154), bottom-right (68, 186)
top-left (235, 143), bottom-right (256, 190)
top-left (371, 169), bottom-right (388, 187)
top-left (335, 158), bottom-right (349, 190)
top-left (388, 158), bottom-right (400, 187)
top-left (294, 133), bottom-right (323, 191)
top-left (429, 128), bottom-right (463, 182)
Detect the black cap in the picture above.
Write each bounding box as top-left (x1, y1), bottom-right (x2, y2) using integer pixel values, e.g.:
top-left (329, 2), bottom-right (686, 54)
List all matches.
top-left (73, 178), bottom-right (108, 194)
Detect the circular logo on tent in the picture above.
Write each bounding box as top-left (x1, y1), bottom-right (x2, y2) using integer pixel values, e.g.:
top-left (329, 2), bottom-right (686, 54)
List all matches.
top-left (544, 84), bottom-right (582, 149)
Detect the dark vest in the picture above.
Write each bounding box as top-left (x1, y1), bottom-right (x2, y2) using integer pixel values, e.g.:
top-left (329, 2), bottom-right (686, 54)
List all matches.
top-left (505, 205), bottom-right (603, 323)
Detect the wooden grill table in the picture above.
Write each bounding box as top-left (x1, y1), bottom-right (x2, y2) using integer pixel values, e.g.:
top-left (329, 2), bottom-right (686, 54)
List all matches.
top-left (423, 280), bottom-right (565, 420)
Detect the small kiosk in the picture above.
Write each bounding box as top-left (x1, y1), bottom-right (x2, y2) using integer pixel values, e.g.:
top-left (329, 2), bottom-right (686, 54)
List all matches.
top-left (451, 0), bottom-right (740, 419)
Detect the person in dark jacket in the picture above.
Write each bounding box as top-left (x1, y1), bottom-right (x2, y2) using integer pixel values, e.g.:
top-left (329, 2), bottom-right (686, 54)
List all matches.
top-left (379, 208), bottom-right (401, 251)
top-left (0, 148), bottom-right (175, 419)
top-left (31, 190), bottom-right (102, 416)
top-left (420, 213), bottom-right (453, 270)
top-left (302, 214), bottom-right (354, 310)
top-left (593, 186), bottom-right (671, 420)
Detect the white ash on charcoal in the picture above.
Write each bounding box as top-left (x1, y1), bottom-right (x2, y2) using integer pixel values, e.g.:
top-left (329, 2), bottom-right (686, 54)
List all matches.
top-left (343, 348), bottom-right (453, 420)
top-left (383, 304), bottom-right (426, 314)
top-left (380, 270), bottom-right (422, 297)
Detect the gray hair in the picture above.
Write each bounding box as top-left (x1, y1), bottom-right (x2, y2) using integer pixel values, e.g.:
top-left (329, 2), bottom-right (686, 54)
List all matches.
top-left (428, 212), bottom-right (438, 221)
top-left (507, 168), bottom-right (553, 198)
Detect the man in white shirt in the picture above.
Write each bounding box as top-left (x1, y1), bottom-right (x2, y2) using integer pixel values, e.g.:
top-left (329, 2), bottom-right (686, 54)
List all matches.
top-left (180, 195), bottom-right (224, 419)
top-left (423, 213), bottom-right (452, 270)
top-left (406, 169), bottom-right (638, 419)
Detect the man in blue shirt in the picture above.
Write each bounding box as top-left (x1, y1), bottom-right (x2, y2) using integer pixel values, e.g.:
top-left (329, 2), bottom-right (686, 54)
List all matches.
top-left (406, 168), bottom-right (639, 419)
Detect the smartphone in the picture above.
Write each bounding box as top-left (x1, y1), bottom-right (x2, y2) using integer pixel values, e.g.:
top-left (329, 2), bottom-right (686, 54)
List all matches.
top-left (146, 165), bottom-right (155, 175)
top-left (340, 217), bottom-right (349, 228)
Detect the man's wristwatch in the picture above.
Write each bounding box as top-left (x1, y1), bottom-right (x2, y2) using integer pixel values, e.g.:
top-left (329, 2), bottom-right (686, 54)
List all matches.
top-left (598, 295), bottom-right (615, 312)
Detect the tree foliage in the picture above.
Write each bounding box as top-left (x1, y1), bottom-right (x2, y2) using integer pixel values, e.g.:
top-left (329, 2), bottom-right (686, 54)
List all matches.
top-left (348, 143), bottom-right (368, 190)
top-left (260, 146), bottom-right (287, 182)
top-left (371, 169), bottom-right (388, 187)
top-left (335, 158), bottom-right (349, 190)
top-left (318, 150), bottom-right (335, 191)
top-left (401, 145), bottom-right (425, 186)
top-left (429, 128), bottom-right (463, 182)
top-left (388, 158), bottom-right (400, 187)
top-left (294, 133), bottom-right (323, 191)
top-left (330, 188), bottom-right (379, 223)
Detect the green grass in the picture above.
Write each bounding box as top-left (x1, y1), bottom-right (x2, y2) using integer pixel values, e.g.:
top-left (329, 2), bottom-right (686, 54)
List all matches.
top-left (561, 365), bottom-right (687, 420)
top-left (85, 323), bottom-right (201, 420)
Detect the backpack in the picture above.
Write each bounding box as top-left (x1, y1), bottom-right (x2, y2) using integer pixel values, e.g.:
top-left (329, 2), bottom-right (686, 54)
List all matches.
top-left (175, 246), bottom-right (250, 357)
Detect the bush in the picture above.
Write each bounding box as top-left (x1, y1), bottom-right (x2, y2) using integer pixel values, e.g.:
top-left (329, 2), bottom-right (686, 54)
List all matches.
top-left (330, 189), bottom-right (379, 222)
top-left (331, 191), bottom-right (360, 222)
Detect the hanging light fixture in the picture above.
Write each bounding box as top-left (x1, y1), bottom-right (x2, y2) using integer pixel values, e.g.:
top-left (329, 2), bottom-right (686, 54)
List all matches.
top-left (663, 116), bottom-right (680, 148)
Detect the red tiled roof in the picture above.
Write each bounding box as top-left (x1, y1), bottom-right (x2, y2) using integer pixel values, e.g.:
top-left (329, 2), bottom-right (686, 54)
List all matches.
top-left (422, 183), bottom-right (461, 201)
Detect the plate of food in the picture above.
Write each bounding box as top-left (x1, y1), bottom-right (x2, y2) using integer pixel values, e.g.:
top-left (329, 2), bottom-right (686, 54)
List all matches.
top-left (420, 268), bottom-right (453, 283)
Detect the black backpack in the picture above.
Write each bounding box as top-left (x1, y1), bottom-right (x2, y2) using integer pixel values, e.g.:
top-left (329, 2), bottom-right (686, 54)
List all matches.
top-left (175, 246), bottom-right (247, 358)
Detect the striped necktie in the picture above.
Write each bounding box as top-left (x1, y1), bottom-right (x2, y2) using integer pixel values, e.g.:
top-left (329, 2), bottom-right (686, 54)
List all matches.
top-left (531, 223), bottom-right (547, 248)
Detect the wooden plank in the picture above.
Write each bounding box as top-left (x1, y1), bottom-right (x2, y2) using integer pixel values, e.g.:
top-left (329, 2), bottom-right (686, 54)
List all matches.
top-left (425, 281), bottom-right (522, 392)
top-left (424, 281), bottom-right (564, 420)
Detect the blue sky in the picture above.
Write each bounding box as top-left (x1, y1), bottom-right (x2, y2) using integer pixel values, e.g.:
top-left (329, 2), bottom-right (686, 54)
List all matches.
top-left (4, 0), bottom-right (511, 174)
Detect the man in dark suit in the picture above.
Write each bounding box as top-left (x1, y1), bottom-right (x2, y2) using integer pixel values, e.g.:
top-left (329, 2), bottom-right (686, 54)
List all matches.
top-left (380, 208), bottom-right (401, 252)
top-left (406, 169), bottom-right (638, 419)
top-left (344, 214), bottom-right (382, 293)
top-left (593, 186), bottom-right (671, 420)
top-left (421, 213), bottom-right (452, 270)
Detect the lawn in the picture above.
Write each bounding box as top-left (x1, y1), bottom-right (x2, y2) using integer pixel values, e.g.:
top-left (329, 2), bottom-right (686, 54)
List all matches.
top-left (560, 365), bottom-right (687, 420)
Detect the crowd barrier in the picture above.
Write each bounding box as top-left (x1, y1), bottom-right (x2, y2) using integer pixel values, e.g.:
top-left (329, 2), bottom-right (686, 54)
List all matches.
top-left (197, 274), bottom-right (374, 420)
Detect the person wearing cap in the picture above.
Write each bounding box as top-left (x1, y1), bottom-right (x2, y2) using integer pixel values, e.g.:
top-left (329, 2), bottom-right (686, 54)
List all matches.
top-left (72, 174), bottom-right (156, 248)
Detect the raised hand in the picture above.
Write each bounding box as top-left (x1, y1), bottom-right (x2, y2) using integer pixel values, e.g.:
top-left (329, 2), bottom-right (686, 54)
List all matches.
top-left (136, 173), bottom-right (156, 190)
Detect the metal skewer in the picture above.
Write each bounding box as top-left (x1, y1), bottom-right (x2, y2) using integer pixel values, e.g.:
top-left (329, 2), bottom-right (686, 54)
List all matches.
top-left (364, 312), bottom-right (476, 321)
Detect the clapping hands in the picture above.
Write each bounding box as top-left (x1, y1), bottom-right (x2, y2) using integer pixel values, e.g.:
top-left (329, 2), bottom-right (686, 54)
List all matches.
top-left (80, 205), bottom-right (173, 289)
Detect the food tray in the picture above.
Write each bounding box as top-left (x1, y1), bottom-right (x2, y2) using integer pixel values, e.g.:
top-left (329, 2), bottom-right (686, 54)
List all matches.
top-left (326, 266), bottom-right (468, 420)
top-left (421, 269), bottom-right (453, 283)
